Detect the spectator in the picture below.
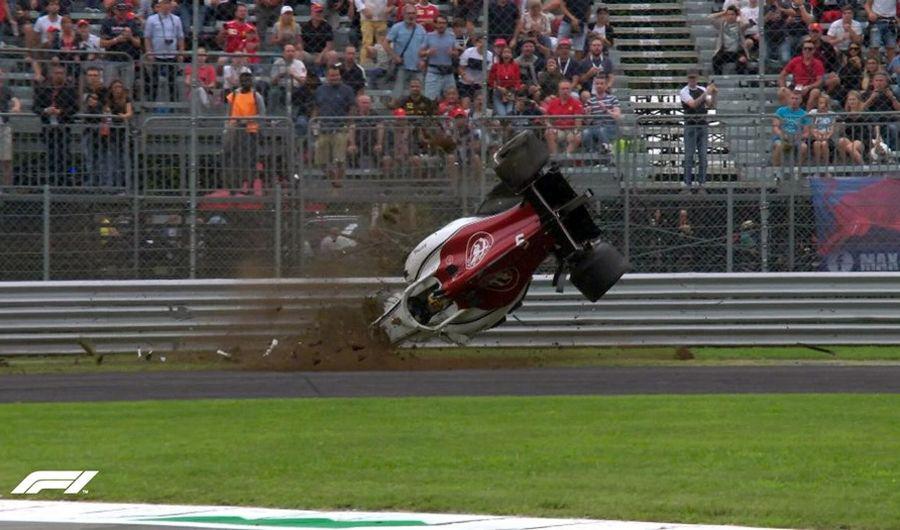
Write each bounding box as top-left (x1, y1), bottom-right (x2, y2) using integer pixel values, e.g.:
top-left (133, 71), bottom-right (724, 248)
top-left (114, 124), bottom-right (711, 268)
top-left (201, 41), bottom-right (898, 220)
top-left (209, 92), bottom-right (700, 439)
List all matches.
top-left (76, 19), bottom-right (103, 57)
top-left (808, 93), bottom-right (835, 167)
top-left (81, 90), bottom-right (106, 187)
top-left (764, 0), bottom-right (812, 69)
top-left (395, 77), bottom-right (435, 115)
top-left (537, 54), bottom-right (562, 102)
top-left (822, 71), bottom-right (848, 108)
top-left (339, 45), bottom-right (367, 93)
top-left (778, 38), bottom-right (824, 108)
top-left (559, 0), bottom-right (592, 59)
top-left (104, 78), bottom-right (132, 187)
top-left (255, 0), bottom-right (284, 40)
top-left (890, 53), bottom-right (900, 95)
top-left (269, 5), bottom-right (300, 49)
top-left (488, 45), bottom-right (520, 115)
top-left (521, 0), bottom-right (554, 54)
top-left (860, 56), bottom-right (882, 91)
top-left (356, 0), bottom-right (388, 64)
top-left (184, 47), bottom-right (217, 108)
top-left (437, 85), bottom-right (461, 114)
top-left (582, 75), bottom-right (620, 154)
top-left (451, 17), bottom-right (472, 50)
top-left (458, 33), bottom-right (492, 100)
top-left (347, 93), bottom-right (382, 168)
top-left (772, 89), bottom-right (811, 166)
top-left (313, 66), bottom-right (355, 186)
top-left (414, 0), bottom-right (439, 32)
top-left (421, 15), bottom-right (457, 100)
top-left (291, 74), bottom-right (320, 137)
top-left (48, 15), bottom-right (79, 52)
top-left (578, 35), bottom-right (614, 92)
top-left (224, 71), bottom-right (265, 186)
top-left (711, 6), bottom-right (750, 75)
top-left (861, 71), bottom-right (900, 148)
top-left (100, 0), bottom-right (142, 63)
top-left (806, 23), bottom-right (839, 73)
top-left (446, 106), bottom-right (479, 183)
top-left (679, 71), bottom-right (717, 192)
top-left (488, 0), bottom-right (519, 49)
top-left (269, 43), bottom-right (307, 114)
top-left (385, 5), bottom-right (426, 96)
top-left (322, 0), bottom-right (351, 33)
top-left (34, 64), bottom-right (78, 183)
top-left (739, 0), bottom-right (760, 50)
top-left (542, 79), bottom-right (583, 155)
top-left (552, 38), bottom-right (580, 83)
top-left (217, 3), bottom-right (255, 53)
top-left (144, 0), bottom-right (184, 102)
top-left (222, 54), bottom-right (251, 95)
top-left (81, 65), bottom-right (108, 104)
top-left (587, 5), bottom-right (615, 51)
top-left (366, 27), bottom-right (391, 87)
top-left (0, 69), bottom-right (22, 187)
top-left (864, 0), bottom-right (897, 65)
top-left (516, 39), bottom-right (545, 91)
top-left (452, 0), bottom-right (481, 35)
top-left (34, 0), bottom-right (62, 45)
top-left (837, 90), bottom-right (871, 164)
top-left (839, 44), bottom-right (864, 89)
top-left (825, 4), bottom-right (862, 52)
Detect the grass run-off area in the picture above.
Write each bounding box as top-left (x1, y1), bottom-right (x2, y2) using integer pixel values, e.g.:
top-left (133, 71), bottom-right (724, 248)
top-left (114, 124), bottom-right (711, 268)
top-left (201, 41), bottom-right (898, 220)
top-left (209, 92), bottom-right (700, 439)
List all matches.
top-left (3, 345), bottom-right (900, 374)
top-left (1, 395), bottom-right (898, 530)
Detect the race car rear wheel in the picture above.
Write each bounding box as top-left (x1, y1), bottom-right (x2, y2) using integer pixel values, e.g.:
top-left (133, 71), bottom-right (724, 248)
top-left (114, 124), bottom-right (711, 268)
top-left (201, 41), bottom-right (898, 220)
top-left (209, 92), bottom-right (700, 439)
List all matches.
top-left (494, 131), bottom-right (549, 193)
top-left (568, 242), bottom-right (629, 302)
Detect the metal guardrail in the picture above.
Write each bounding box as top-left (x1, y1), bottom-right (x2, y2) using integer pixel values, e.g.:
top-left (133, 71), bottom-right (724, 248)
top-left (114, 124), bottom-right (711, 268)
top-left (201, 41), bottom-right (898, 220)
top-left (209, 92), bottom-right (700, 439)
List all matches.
top-left (2, 273), bottom-right (900, 355)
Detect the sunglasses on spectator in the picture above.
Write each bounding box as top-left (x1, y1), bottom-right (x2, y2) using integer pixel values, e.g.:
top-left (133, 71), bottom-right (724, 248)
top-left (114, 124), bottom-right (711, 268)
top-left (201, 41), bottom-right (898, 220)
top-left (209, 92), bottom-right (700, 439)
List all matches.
top-left (803, 46), bottom-right (814, 50)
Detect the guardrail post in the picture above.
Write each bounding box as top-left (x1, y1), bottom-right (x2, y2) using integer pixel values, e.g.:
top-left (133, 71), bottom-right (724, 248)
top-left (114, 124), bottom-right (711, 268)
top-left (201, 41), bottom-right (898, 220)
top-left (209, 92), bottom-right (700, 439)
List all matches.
top-left (760, 186), bottom-right (769, 272)
top-left (274, 182), bottom-right (282, 278)
top-left (42, 184), bottom-right (50, 280)
top-left (726, 186), bottom-right (734, 272)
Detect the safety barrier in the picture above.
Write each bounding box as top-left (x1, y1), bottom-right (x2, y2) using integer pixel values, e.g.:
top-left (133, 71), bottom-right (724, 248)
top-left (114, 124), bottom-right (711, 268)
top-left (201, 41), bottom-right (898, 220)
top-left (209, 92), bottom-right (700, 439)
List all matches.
top-left (2, 272), bottom-right (899, 355)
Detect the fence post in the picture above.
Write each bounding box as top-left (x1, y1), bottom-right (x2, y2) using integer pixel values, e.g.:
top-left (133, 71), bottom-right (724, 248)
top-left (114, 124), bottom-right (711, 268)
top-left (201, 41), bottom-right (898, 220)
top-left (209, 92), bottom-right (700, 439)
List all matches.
top-left (623, 177), bottom-right (631, 263)
top-left (42, 184), bottom-right (50, 280)
top-left (132, 193), bottom-right (141, 278)
top-left (274, 181), bottom-right (282, 278)
top-left (726, 186), bottom-right (734, 272)
top-left (760, 186), bottom-right (769, 272)
top-left (788, 186), bottom-right (796, 271)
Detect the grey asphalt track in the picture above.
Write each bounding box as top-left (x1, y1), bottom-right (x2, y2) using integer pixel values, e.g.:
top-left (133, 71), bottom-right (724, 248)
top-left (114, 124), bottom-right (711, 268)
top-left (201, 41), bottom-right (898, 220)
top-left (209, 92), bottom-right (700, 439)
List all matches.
top-left (1, 365), bottom-right (899, 403)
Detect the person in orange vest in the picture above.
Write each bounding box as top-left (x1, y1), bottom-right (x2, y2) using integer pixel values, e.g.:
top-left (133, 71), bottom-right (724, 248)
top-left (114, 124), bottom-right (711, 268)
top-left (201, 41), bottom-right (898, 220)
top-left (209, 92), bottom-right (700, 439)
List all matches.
top-left (224, 71), bottom-right (266, 188)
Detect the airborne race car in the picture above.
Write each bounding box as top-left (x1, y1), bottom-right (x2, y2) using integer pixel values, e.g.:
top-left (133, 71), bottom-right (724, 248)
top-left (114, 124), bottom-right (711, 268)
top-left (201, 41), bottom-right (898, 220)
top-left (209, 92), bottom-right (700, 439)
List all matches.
top-left (372, 131), bottom-right (630, 345)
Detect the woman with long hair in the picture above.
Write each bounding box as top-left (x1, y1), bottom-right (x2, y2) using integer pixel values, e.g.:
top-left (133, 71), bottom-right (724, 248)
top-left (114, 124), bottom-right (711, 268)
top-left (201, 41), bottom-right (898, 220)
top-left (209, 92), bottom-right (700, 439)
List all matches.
top-left (488, 46), bottom-right (521, 116)
top-left (104, 79), bottom-right (133, 188)
top-left (839, 44), bottom-right (864, 89)
top-left (270, 5), bottom-right (300, 49)
top-left (860, 57), bottom-right (881, 92)
top-left (837, 90), bottom-right (871, 164)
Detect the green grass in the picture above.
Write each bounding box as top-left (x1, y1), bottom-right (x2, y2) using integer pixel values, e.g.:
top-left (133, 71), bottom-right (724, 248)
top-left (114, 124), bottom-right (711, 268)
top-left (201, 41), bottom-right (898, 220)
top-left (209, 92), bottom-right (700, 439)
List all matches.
top-left (1, 395), bottom-right (898, 529)
top-left (3, 346), bottom-right (900, 374)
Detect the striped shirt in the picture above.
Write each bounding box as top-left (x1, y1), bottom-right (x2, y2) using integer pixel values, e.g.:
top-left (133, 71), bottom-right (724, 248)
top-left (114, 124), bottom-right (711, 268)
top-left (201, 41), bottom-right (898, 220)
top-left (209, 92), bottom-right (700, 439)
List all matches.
top-left (586, 93), bottom-right (619, 126)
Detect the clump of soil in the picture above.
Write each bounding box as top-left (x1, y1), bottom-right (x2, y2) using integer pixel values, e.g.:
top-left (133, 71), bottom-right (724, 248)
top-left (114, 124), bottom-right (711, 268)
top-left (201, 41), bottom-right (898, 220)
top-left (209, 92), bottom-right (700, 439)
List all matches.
top-left (674, 346), bottom-right (695, 360)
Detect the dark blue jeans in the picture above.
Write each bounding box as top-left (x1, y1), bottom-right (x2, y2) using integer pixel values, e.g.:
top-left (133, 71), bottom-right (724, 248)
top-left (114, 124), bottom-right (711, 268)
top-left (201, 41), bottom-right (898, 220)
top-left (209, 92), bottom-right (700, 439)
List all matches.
top-left (683, 123), bottom-right (708, 186)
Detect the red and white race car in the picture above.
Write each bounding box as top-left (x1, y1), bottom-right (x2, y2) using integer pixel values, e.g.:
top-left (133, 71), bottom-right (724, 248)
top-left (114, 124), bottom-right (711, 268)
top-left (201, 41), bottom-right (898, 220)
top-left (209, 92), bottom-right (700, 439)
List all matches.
top-left (372, 131), bottom-right (629, 345)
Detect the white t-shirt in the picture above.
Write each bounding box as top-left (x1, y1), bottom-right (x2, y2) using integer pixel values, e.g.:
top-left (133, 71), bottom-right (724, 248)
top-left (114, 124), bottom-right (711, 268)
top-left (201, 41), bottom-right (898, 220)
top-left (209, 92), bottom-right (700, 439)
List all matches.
top-left (34, 15), bottom-right (62, 44)
top-left (459, 47), bottom-right (493, 85)
top-left (827, 18), bottom-right (863, 50)
top-left (740, 6), bottom-right (759, 35)
top-left (223, 64), bottom-right (252, 91)
top-left (270, 58), bottom-right (307, 88)
top-left (871, 0), bottom-right (896, 18)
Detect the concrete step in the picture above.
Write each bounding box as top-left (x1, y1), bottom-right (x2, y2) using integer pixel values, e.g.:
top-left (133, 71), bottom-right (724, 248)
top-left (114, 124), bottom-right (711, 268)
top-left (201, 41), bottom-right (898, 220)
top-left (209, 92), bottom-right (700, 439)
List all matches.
top-left (610, 15), bottom-right (688, 24)
top-left (617, 51), bottom-right (699, 59)
top-left (619, 63), bottom-right (701, 71)
top-left (607, 2), bottom-right (683, 10)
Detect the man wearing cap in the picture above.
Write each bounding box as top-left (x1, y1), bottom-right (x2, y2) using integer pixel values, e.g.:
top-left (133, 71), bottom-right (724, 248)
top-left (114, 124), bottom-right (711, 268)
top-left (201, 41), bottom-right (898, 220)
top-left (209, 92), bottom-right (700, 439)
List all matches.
top-left (679, 71), bottom-right (717, 192)
top-left (553, 38), bottom-right (580, 83)
top-left (421, 15), bottom-right (457, 100)
top-left (301, 3), bottom-right (335, 71)
top-left (76, 18), bottom-right (102, 55)
top-left (515, 39), bottom-right (546, 90)
top-left (778, 37), bottom-right (825, 108)
top-left (488, 0), bottom-right (519, 49)
top-left (217, 3), bottom-right (256, 53)
top-left (825, 5), bottom-right (862, 52)
top-left (355, 0), bottom-right (388, 64)
top-left (559, 0), bottom-right (592, 59)
top-left (385, 5), bottom-right (426, 96)
top-left (805, 23), bottom-right (838, 72)
top-left (255, 0), bottom-right (284, 38)
top-left (144, 0), bottom-right (184, 102)
top-left (864, 0), bottom-right (897, 64)
top-left (100, 0), bottom-right (142, 65)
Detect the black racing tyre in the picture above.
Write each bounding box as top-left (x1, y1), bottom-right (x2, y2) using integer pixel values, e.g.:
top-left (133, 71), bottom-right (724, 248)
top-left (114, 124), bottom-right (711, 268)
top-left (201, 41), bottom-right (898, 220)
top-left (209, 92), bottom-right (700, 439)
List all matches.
top-left (568, 242), bottom-right (630, 302)
top-left (494, 131), bottom-right (549, 193)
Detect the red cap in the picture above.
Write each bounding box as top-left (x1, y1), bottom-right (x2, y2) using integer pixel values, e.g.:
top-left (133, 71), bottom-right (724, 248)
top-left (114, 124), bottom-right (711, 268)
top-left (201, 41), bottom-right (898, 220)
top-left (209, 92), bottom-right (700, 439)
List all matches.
top-left (558, 37), bottom-right (572, 47)
top-left (449, 107), bottom-right (467, 119)
top-left (808, 22), bottom-right (822, 31)
top-left (493, 38), bottom-right (507, 47)
top-left (47, 26), bottom-right (60, 32)
top-left (392, 107), bottom-right (407, 117)
top-left (76, 19), bottom-right (89, 26)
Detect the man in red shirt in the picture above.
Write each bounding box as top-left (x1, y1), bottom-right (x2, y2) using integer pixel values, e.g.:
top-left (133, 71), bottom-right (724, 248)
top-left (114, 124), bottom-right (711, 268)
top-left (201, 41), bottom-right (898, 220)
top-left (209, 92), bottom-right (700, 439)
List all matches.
top-left (217, 4), bottom-right (256, 53)
top-left (542, 80), bottom-right (583, 155)
top-left (414, 0), bottom-right (439, 31)
top-left (778, 38), bottom-right (825, 109)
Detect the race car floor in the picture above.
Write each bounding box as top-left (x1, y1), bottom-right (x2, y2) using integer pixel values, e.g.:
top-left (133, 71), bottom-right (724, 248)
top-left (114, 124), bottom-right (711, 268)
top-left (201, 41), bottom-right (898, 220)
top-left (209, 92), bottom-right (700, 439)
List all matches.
top-left (0, 365), bottom-right (899, 403)
top-left (0, 501), bottom-right (789, 530)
